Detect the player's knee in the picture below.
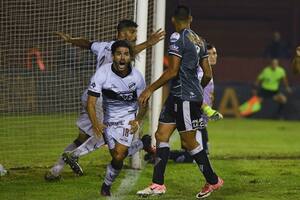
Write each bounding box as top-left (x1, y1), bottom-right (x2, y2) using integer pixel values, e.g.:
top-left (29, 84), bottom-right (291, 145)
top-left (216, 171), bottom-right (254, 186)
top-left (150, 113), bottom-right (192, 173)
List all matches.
top-left (73, 133), bottom-right (89, 147)
top-left (112, 151), bottom-right (126, 161)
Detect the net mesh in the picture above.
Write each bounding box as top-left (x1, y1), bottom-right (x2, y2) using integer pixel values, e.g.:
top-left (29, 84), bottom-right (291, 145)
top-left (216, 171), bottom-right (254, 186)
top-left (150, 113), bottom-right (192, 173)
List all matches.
top-left (0, 0), bottom-right (155, 167)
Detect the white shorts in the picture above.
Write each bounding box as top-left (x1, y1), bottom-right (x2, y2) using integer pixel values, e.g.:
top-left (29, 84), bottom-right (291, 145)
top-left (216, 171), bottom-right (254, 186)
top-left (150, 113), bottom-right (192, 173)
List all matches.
top-left (76, 96), bottom-right (103, 137)
top-left (104, 121), bottom-right (134, 150)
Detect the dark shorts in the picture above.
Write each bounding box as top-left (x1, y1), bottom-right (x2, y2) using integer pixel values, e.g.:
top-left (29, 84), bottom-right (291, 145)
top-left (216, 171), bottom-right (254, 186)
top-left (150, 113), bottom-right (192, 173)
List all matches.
top-left (159, 95), bottom-right (205, 132)
top-left (258, 88), bottom-right (279, 98)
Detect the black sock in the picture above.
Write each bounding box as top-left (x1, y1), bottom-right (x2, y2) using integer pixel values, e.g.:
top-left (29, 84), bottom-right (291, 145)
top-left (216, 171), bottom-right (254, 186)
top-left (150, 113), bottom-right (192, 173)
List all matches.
top-left (169, 150), bottom-right (182, 160)
top-left (152, 147), bottom-right (170, 185)
top-left (192, 150), bottom-right (218, 184)
top-left (111, 159), bottom-right (123, 170)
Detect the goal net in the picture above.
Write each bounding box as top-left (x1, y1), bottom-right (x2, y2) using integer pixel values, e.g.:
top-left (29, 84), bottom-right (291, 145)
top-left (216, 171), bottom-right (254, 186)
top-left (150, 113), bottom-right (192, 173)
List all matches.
top-left (0, 0), bottom-right (155, 168)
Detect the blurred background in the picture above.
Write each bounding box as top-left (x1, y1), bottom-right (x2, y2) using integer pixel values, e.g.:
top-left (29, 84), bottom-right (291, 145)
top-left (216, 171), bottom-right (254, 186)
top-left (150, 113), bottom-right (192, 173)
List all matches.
top-left (165, 0), bottom-right (300, 120)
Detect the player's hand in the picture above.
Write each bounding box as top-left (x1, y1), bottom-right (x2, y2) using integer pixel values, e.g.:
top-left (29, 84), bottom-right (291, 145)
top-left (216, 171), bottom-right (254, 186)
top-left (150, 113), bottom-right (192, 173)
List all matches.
top-left (54, 32), bottom-right (71, 43)
top-left (128, 120), bottom-right (140, 134)
top-left (138, 88), bottom-right (152, 107)
top-left (147, 28), bottom-right (165, 46)
top-left (296, 46), bottom-right (300, 57)
top-left (209, 111), bottom-right (223, 121)
top-left (93, 123), bottom-right (107, 138)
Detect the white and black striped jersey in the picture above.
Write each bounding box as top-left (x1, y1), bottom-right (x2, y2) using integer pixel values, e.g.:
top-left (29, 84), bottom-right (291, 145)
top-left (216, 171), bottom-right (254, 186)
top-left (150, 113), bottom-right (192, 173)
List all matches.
top-left (88, 63), bottom-right (146, 123)
top-left (91, 41), bottom-right (115, 70)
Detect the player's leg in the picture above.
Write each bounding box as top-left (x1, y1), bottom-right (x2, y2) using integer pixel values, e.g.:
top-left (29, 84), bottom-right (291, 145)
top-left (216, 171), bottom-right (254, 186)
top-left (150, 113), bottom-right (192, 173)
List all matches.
top-left (136, 123), bottom-right (175, 196)
top-left (101, 142), bottom-right (128, 196)
top-left (45, 131), bottom-right (89, 181)
top-left (128, 134), bottom-right (156, 156)
top-left (176, 99), bottom-right (223, 199)
top-left (137, 95), bottom-right (176, 196)
top-left (100, 124), bottom-right (134, 196)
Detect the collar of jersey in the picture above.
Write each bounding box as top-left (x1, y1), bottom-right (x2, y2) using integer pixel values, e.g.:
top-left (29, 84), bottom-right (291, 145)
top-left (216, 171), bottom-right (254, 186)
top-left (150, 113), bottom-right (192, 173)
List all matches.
top-left (111, 63), bottom-right (132, 78)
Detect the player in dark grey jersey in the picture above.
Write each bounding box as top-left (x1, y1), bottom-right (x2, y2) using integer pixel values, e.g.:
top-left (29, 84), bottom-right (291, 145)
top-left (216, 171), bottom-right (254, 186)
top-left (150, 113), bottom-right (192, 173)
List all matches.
top-left (137, 5), bottom-right (223, 199)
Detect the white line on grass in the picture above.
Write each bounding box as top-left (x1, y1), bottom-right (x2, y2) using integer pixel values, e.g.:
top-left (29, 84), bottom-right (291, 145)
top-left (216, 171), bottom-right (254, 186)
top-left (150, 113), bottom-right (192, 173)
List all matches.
top-left (108, 168), bottom-right (142, 200)
top-left (108, 131), bottom-right (179, 200)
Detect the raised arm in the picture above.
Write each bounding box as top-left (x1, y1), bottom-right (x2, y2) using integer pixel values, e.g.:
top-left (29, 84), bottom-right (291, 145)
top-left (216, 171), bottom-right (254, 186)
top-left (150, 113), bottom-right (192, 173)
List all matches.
top-left (133, 29), bottom-right (165, 55)
top-left (55, 32), bottom-right (92, 49)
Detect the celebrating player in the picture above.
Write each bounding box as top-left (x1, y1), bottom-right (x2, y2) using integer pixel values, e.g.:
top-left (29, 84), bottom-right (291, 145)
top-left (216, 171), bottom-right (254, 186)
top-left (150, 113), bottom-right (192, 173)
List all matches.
top-left (86, 40), bottom-right (147, 196)
top-left (137, 5), bottom-right (223, 199)
top-left (45, 19), bottom-right (164, 181)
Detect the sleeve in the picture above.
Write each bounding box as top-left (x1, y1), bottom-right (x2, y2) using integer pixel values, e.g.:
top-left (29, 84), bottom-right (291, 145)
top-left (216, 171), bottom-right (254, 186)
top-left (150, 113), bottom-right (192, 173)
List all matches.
top-left (90, 41), bottom-right (107, 56)
top-left (135, 70), bottom-right (146, 97)
top-left (257, 68), bottom-right (266, 80)
top-left (168, 32), bottom-right (184, 58)
top-left (88, 67), bottom-right (107, 97)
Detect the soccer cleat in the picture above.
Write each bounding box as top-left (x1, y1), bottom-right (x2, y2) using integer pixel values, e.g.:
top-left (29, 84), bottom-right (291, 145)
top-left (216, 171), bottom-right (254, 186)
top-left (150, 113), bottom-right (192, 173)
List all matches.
top-left (100, 183), bottom-right (111, 196)
top-left (44, 171), bottom-right (62, 182)
top-left (196, 177), bottom-right (224, 199)
top-left (136, 183), bottom-right (166, 197)
top-left (141, 135), bottom-right (156, 155)
top-left (62, 152), bottom-right (83, 176)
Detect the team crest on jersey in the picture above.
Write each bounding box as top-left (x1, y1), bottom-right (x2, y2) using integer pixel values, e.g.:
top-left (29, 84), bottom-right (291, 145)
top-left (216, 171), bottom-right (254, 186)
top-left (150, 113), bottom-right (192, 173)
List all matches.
top-left (128, 82), bottom-right (136, 90)
top-left (170, 32), bottom-right (180, 43)
top-left (90, 82), bottom-right (96, 88)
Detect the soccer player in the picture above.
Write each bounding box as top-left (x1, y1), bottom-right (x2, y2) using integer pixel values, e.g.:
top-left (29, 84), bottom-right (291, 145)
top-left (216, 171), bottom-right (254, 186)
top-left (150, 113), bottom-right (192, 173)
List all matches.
top-left (86, 40), bottom-right (147, 196)
top-left (45, 20), bottom-right (163, 181)
top-left (292, 46), bottom-right (300, 74)
top-left (151, 44), bottom-right (222, 163)
top-left (137, 5), bottom-right (223, 199)
top-left (253, 58), bottom-right (292, 118)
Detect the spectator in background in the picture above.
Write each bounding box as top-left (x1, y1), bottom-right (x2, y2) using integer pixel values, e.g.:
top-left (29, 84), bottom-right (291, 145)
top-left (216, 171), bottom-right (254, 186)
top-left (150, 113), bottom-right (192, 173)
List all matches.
top-left (253, 58), bottom-right (292, 118)
top-left (292, 46), bottom-right (300, 74)
top-left (264, 31), bottom-right (290, 59)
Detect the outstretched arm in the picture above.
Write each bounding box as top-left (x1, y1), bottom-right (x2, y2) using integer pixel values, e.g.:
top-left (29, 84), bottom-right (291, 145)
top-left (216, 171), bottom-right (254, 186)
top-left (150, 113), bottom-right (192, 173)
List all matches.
top-left (133, 29), bottom-right (165, 55)
top-left (138, 55), bottom-right (180, 107)
top-left (55, 32), bottom-right (92, 49)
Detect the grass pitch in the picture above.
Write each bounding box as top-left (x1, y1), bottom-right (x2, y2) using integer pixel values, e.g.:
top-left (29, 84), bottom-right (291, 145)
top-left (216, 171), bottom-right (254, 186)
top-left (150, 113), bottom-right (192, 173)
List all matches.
top-left (0, 116), bottom-right (300, 200)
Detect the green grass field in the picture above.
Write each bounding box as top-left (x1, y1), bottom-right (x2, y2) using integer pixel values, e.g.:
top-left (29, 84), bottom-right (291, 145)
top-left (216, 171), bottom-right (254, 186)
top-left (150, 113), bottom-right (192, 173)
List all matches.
top-left (0, 116), bottom-right (300, 200)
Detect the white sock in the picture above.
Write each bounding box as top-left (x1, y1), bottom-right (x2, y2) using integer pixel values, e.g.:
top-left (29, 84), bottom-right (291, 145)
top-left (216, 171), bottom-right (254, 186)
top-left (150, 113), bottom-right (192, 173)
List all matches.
top-left (127, 139), bottom-right (143, 156)
top-left (71, 136), bottom-right (105, 157)
top-left (50, 143), bottom-right (77, 176)
top-left (104, 164), bottom-right (121, 186)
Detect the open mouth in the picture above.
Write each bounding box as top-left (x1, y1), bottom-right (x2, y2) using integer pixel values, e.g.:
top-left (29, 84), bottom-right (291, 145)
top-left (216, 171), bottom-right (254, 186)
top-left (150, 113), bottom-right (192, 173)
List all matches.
top-left (119, 61), bottom-right (126, 70)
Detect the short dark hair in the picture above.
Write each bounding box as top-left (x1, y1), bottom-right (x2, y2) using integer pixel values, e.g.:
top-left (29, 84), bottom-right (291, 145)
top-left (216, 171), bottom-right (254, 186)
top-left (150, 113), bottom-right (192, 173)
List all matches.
top-left (173, 5), bottom-right (191, 21)
top-left (207, 43), bottom-right (215, 50)
top-left (111, 40), bottom-right (133, 56)
top-left (117, 19), bottom-right (138, 32)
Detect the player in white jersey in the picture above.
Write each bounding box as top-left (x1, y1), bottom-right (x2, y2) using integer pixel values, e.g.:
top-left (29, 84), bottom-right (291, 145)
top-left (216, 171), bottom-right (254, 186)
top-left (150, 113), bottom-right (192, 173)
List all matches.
top-left (85, 40), bottom-right (148, 196)
top-left (45, 20), bottom-right (164, 181)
